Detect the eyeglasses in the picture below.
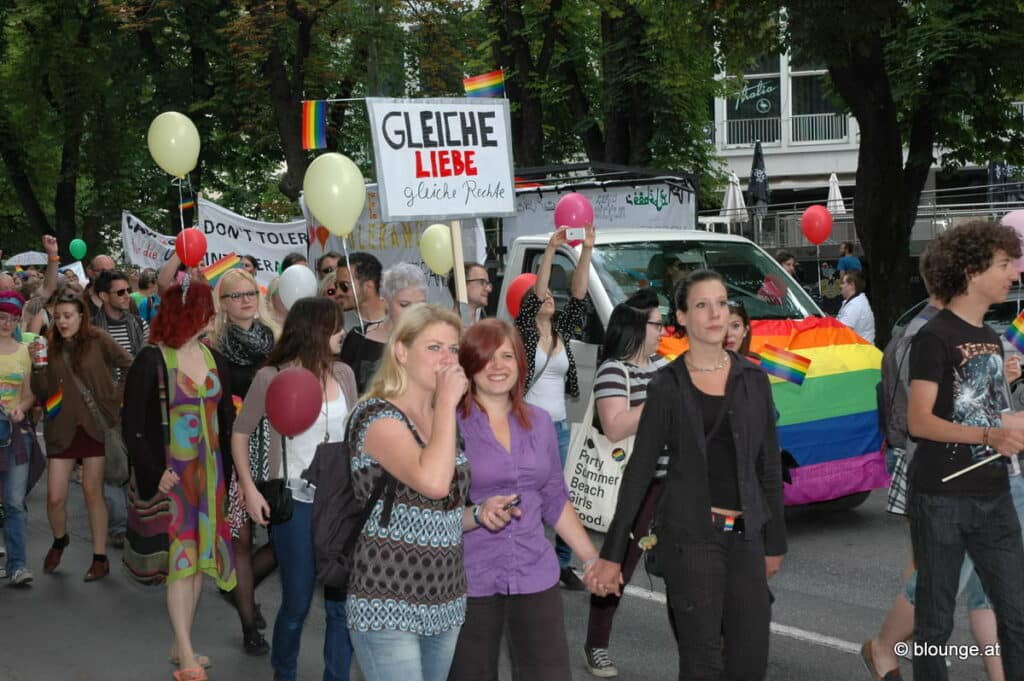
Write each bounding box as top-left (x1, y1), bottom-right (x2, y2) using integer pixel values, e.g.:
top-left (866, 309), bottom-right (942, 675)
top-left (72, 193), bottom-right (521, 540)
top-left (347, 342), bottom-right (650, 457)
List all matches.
top-left (320, 266), bottom-right (336, 276)
top-left (647, 320), bottom-right (665, 329)
top-left (466, 278), bottom-right (492, 288)
top-left (0, 314), bottom-right (16, 325)
top-left (112, 288), bottom-right (130, 297)
top-left (221, 290), bottom-right (259, 301)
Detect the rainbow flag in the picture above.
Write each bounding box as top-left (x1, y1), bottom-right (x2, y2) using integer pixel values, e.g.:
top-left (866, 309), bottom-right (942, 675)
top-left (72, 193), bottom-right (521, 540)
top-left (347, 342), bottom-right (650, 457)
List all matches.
top-left (301, 100), bottom-right (328, 150)
top-left (757, 344), bottom-right (812, 385)
top-left (179, 198), bottom-right (195, 212)
top-left (1005, 311), bottom-right (1024, 354)
top-left (45, 386), bottom-right (63, 420)
top-left (659, 317), bottom-right (887, 506)
top-left (202, 253), bottom-right (242, 288)
top-left (463, 70), bottom-right (505, 98)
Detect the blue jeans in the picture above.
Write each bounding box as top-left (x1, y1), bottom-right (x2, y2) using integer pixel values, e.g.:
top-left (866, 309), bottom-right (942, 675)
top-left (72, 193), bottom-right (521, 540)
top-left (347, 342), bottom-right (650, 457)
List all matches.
top-left (910, 491), bottom-right (1024, 680)
top-left (903, 556), bottom-right (991, 611)
top-left (349, 625), bottom-right (460, 681)
top-left (270, 501), bottom-right (352, 681)
top-left (553, 419), bottom-right (571, 569)
top-left (103, 480), bottom-right (127, 536)
top-left (1, 433), bottom-right (31, 573)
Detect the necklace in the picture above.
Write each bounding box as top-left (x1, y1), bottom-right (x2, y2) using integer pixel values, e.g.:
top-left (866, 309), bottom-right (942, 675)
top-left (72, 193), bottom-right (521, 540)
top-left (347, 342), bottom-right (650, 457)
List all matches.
top-left (685, 351), bottom-right (728, 372)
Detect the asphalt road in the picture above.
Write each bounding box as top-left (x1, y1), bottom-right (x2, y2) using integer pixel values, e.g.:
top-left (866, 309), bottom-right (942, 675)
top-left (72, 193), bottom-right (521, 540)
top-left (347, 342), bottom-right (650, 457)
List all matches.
top-left (1, 488), bottom-right (994, 681)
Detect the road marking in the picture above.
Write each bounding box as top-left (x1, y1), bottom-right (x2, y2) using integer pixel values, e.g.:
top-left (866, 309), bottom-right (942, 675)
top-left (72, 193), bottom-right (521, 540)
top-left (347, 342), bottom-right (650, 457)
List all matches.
top-left (623, 585), bottom-right (861, 655)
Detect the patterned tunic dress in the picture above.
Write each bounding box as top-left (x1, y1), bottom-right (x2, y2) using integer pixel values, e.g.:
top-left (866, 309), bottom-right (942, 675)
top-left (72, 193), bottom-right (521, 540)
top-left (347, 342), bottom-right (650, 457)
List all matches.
top-left (346, 398), bottom-right (470, 635)
top-left (164, 346), bottom-right (237, 589)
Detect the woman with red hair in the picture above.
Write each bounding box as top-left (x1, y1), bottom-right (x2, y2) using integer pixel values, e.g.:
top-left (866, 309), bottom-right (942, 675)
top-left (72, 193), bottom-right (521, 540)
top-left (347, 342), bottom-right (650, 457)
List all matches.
top-left (121, 280), bottom-right (237, 681)
top-left (448, 319), bottom-right (599, 681)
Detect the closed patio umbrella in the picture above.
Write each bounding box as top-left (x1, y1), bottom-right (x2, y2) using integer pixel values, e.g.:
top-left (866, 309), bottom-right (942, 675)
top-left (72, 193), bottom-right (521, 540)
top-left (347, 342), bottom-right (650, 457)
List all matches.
top-left (827, 173), bottom-right (846, 215)
top-left (720, 172), bottom-right (747, 232)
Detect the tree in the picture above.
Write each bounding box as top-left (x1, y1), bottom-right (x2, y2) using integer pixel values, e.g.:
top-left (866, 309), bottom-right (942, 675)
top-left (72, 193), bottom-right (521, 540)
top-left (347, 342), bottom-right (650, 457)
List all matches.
top-left (708, 1), bottom-right (1024, 344)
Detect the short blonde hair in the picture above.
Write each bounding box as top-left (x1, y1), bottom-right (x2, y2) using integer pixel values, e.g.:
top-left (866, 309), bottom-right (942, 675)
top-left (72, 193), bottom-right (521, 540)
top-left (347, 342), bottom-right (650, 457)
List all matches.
top-left (209, 269), bottom-right (280, 346)
top-left (362, 304), bottom-right (462, 402)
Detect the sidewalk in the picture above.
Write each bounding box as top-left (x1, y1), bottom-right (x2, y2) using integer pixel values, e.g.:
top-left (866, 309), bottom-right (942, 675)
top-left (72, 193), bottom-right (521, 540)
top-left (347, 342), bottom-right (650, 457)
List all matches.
top-left (2, 479), bottom-right (338, 681)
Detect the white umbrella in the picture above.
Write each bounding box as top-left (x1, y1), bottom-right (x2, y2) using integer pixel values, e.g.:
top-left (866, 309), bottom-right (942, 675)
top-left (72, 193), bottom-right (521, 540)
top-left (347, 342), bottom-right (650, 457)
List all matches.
top-left (827, 173), bottom-right (847, 215)
top-left (720, 172), bottom-right (747, 230)
top-left (4, 251), bottom-right (47, 266)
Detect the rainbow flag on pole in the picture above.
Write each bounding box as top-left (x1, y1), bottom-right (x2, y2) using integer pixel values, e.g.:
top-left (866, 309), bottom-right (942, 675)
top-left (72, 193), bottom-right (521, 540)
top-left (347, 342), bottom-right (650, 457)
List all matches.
top-left (463, 70), bottom-right (505, 98)
top-left (1005, 311), bottom-right (1024, 354)
top-left (757, 344), bottom-right (812, 385)
top-left (179, 198), bottom-right (195, 212)
top-left (202, 253), bottom-right (243, 288)
top-left (301, 100), bottom-right (328, 150)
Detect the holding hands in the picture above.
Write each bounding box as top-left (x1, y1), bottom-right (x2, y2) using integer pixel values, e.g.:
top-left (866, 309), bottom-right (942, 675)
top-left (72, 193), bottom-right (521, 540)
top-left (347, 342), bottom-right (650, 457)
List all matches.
top-left (584, 558), bottom-right (624, 598)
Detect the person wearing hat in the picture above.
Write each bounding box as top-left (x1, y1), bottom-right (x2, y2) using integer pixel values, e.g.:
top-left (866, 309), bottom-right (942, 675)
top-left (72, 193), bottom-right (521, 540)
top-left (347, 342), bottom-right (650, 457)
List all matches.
top-left (0, 291), bottom-right (46, 587)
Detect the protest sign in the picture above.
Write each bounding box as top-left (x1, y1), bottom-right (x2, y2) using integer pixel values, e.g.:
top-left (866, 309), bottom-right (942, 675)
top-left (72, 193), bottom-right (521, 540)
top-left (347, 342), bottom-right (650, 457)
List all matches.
top-left (197, 199), bottom-right (308, 286)
top-left (121, 211), bottom-right (176, 270)
top-left (366, 97), bottom-right (515, 222)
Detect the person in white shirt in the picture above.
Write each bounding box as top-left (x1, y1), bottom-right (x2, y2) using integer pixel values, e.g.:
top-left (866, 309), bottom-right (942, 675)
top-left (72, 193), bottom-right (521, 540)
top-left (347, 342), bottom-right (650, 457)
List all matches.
top-left (837, 270), bottom-right (875, 343)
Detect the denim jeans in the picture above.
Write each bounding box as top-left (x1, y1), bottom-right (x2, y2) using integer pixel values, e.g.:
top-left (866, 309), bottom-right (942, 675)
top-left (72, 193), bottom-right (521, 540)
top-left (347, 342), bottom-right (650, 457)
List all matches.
top-left (270, 500), bottom-right (352, 681)
top-left (1, 433), bottom-right (31, 573)
top-left (553, 419), bottom-right (572, 569)
top-left (103, 480), bottom-right (127, 536)
top-left (903, 557), bottom-right (991, 611)
top-left (349, 625), bottom-right (460, 681)
top-left (910, 491), bottom-right (1024, 680)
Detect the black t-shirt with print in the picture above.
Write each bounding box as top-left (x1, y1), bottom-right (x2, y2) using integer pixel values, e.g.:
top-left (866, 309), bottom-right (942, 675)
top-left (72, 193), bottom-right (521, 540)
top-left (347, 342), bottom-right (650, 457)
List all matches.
top-left (908, 309), bottom-right (1011, 496)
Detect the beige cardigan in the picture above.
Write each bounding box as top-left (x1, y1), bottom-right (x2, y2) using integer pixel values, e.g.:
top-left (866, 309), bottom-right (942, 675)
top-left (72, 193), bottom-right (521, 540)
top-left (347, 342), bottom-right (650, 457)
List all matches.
top-left (233, 361), bottom-right (358, 480)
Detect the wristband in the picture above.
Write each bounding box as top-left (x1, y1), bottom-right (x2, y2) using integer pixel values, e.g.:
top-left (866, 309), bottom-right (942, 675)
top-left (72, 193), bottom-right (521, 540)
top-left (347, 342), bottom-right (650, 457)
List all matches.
top-left (48, 255), bottom-right (60, 263)
top-left (472, 504), bottom-right (482, 527)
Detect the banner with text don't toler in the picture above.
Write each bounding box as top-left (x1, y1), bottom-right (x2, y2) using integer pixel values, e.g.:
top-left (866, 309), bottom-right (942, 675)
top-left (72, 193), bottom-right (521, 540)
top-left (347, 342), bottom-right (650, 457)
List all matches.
top-left (366, 97), bottom-right (516, 222)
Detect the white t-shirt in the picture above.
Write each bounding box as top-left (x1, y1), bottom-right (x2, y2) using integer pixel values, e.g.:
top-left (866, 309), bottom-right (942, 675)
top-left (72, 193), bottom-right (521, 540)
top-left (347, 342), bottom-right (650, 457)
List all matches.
top-left (525, 345), bottom-right (570, 422)
top-left (286, 392), bottom-right (349, 502)
top-left (837, 292), bottom-right (876, 343)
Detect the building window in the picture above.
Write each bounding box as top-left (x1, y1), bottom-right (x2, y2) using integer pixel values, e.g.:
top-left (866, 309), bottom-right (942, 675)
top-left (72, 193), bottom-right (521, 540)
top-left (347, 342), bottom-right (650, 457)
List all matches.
top-left (726, 55), bottom-right (781, 145)
top-left (790, 73), bottom-right (847, 142)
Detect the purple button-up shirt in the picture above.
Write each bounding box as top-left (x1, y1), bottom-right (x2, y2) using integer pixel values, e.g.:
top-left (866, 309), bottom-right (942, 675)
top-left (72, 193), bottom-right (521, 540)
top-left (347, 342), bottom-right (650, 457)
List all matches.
top-left (459, 401), bottom-right (570, 597)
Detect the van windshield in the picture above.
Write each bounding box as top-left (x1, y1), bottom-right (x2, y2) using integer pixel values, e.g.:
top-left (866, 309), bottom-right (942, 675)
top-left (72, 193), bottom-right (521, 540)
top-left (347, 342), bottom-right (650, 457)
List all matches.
top-left (591, 240), bottom-right (821, 320)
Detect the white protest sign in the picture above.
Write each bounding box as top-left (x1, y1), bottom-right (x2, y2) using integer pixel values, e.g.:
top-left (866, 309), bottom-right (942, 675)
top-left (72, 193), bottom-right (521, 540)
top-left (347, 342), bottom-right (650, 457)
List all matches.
top-left (305, 184), bottom-right (487, 309)
top-left (122, 211), bottom-right (176, 270)
top-left (198, 198), bottom-right (308, 286)
top-left (504, 183), bottom-right (696, 244)
top-left (366, 97), bottom-right (516, 222)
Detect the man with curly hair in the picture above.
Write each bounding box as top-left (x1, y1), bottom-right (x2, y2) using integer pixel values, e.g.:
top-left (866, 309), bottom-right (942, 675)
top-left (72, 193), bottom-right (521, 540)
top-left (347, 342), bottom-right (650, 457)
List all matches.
top-left (907, 219), bottom-right (1024, 680)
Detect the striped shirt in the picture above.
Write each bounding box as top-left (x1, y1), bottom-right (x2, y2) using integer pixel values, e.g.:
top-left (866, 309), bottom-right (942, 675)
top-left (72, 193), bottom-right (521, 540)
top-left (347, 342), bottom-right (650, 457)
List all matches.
top-left (594, 356), bottom-right (670, 477)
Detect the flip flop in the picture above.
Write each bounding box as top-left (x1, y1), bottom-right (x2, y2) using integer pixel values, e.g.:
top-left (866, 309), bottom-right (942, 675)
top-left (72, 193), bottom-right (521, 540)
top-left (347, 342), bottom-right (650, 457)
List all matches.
top-left (172, 667), bottom-right (208, 681)
top-left (860, 640), bottom-right (882, 681)
top-left (168, 653), bottom-right (211, 669)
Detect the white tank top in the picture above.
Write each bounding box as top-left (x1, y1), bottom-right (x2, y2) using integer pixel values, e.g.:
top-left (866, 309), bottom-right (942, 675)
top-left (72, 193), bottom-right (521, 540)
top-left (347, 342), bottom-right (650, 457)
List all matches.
top-left (286, 392), bottom-right (348, 502)
top-left (525, 344), bottom-right (570, 422)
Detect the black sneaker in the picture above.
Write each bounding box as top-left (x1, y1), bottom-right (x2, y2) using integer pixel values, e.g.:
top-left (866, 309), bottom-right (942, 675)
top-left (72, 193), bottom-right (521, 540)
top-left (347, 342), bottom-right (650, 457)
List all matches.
top-left (583, 645), bottom-right (619, 678)
top-left (0, 502), bottom-right (6, 528)
top-left (560, 566), bottom-right (585, 591)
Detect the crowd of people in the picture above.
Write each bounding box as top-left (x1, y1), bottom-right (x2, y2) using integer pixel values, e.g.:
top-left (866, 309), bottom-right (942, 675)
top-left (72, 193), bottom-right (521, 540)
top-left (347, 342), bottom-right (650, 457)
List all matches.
top-left (4, 218), bottom-right (1024, 681)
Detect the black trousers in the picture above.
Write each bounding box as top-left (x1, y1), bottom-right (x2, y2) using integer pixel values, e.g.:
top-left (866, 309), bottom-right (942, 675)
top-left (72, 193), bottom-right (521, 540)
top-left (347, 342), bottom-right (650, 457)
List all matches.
top-left (663, 529), bottom-right (770, 681)
top-left (447, 585), bottom-right (570, 681)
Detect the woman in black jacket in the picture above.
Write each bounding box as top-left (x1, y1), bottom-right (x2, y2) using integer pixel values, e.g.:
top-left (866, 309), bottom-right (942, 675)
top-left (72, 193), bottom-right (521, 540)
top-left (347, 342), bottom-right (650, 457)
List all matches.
top-left (585, 270), bottom-right (786, 681)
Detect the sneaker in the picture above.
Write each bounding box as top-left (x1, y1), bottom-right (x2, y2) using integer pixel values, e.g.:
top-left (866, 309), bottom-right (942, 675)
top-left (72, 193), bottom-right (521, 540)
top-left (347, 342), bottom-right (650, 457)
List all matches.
top-left (10, 568), bottom-right (33, 587)
top-left (560, 566), bottom-right (585, 591)
top-left (0, 566), bottom-right (6, 579)
top-left (110, 532), bottom-right (126, 550)
top-left (583, 646), bottom-right (619, 678)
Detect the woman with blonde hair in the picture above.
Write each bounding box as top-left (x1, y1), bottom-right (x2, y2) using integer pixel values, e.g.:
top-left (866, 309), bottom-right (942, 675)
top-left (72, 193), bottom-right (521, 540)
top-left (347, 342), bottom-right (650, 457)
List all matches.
top-left (209, 268), bottom-right (280, 655)
top-left (346, 303), bottom-right (470, 681)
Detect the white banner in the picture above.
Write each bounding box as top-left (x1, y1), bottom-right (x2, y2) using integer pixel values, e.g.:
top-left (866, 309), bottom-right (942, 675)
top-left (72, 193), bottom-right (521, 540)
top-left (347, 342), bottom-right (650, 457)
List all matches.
top-left (121, 211), bottom-right (176, 270)
top-left (304, 184), bottom-right (487, 308)
top-left (366, 97), bottom-right (516, 222)
top-left (503, 183), bottom-right (696, 244)
top-left (198, 199), bottom-right (308, 287)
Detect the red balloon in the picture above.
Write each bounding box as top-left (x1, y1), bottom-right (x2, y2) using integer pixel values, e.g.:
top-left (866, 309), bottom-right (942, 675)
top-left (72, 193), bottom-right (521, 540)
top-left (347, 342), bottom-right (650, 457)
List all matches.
top-left (266, 367), bottom-right (323, 437)
top-left (175, 227), bottom-right (207, 267)
top-left (505, 273), bottom-right (538, 318)
top-left (801, 205), bottom-right (833, 245)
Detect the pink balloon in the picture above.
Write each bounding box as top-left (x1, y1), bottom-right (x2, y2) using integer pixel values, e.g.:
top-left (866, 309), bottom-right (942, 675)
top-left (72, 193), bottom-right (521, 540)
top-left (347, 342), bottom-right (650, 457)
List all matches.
top-left (1001, 210), bottom-right (1024, 273)
top-left (554, 193), bottom-right (594, 231)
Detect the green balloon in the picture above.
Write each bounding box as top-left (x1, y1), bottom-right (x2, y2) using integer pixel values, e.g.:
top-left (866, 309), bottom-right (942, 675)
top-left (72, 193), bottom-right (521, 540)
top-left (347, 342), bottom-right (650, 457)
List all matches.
top-left (69, 238), bottom-right (87, 261)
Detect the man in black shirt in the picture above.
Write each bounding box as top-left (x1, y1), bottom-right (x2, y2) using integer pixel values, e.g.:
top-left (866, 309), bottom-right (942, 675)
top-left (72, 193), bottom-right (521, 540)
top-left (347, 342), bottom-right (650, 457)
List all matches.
top-left (907, 220), bottom-right (1024, 680)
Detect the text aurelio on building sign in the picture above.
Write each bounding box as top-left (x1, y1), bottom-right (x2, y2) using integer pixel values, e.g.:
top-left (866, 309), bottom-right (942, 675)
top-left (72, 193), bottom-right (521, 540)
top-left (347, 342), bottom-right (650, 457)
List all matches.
top-left (366, 97), bottom-right (516, 222)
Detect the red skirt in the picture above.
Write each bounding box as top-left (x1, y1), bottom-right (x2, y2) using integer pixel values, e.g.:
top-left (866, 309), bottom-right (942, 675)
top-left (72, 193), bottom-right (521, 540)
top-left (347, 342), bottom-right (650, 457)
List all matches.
top-left (50, 427), bottom-right (104, 459)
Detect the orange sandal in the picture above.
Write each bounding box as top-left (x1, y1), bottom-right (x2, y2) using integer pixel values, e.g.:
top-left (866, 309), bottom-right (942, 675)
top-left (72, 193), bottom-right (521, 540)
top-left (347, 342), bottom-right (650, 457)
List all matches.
top-left (172, 667), bottom-right (208, 681)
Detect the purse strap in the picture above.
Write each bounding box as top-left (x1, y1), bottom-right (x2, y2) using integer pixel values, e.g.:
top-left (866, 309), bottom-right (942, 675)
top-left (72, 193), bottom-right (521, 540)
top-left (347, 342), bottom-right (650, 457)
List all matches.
top-left (61, 347), bottom-right (111, 431)
top-left (527, 343), bottom-right (555, 394)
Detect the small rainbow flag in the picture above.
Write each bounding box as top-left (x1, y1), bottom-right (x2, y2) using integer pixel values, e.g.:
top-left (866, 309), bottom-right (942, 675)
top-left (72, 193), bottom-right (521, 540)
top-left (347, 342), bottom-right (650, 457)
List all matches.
top-left (1005, 311), bottom-right (1024, 354)
top-left (202, 253), bottom-right (243, 288)
top-left (179, 198), bottom-right (195, 212)
top-left (301, 100), bottom-right (328, 150)
top-left (757, 344), bottom-right (812, 386)
top-left (13, 265), bottom-right (23, 273)
top-left (463, 69), bottom-right (505, 98)
top-left (45, 386), bottom-right (63, 420)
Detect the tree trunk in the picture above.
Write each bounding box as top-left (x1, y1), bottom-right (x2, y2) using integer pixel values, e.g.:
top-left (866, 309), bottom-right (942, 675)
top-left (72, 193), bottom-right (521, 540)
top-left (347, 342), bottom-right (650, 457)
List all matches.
top-left (0, 108), bottom-right (53, 241)
top-left (264, 42), bottom-right (309, 201)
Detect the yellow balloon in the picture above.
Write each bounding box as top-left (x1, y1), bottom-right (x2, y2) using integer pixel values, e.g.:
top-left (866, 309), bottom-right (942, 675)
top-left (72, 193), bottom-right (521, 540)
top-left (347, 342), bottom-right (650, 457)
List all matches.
top-left (147, 112), bottom-right (200, 178)
top-left (420, 223), bottom-right (454, 275)
top-left (302, 153), bottom-right (366, 237)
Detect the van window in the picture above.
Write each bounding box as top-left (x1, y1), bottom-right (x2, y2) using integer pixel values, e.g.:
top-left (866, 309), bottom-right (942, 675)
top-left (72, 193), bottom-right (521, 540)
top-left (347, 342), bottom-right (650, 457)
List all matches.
top-left (590, 240), bottom-right (820, 320)
top-left (522, 248), bottom-right (605, 345)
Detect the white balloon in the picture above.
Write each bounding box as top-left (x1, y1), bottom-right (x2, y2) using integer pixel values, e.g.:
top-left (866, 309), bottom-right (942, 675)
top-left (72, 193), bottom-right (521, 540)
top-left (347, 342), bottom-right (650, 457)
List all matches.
top-left (278, 265), bottom-right (318, 310)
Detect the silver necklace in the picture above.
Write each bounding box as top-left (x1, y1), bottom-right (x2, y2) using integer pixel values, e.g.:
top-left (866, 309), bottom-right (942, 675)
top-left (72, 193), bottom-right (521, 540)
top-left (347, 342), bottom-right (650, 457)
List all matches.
top-left (685, 351), bottom-right (728, 372)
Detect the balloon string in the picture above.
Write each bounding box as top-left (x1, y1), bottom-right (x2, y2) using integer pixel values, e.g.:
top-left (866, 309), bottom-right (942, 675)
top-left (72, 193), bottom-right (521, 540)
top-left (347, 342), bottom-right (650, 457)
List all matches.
top-left (187, 175), bottom-right (196, 230)
top-left (340, 236), bottom-right (365, 335)
top-left (176, 178), bottom-right (186, 235)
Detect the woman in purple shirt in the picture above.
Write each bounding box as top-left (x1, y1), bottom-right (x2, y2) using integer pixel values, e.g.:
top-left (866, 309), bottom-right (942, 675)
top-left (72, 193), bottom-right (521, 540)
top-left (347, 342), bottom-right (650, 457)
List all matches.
top-left (449, 319), bottom-right (599, 681)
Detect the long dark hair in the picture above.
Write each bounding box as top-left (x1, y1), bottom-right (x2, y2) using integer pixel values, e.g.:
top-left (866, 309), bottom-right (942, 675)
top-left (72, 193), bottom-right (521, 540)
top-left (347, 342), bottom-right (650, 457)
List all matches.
top-left (264, 297), bottom-right (342, 384)
top-left (48, 292), bottom-right (98, 371)
top-left (603, 288), bottom-right (659, 362)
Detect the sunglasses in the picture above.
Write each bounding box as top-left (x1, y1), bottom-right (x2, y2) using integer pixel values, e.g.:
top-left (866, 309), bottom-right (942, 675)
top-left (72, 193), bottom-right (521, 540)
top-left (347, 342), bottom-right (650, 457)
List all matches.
top-left (221, 290), bottom-right (259, 301)
top-left (112, 288), bottom-right (130, 297)
top-left (320, 266), bottom-right (336, 275)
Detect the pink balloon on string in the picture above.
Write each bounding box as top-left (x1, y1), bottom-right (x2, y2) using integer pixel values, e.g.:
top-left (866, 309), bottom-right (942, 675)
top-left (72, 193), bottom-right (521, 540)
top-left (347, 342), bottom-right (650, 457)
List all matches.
top-left (1001, 210), bottom-right (1024, 273)
top-left (554, 193), bottom-right (594, 246)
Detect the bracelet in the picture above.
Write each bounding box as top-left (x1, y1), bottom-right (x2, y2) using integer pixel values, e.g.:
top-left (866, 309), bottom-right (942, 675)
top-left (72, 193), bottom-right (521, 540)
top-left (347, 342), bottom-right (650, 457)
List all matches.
top-left (48, 255), bottom-right (60, 263)
top-left (983, 425), bottom-right (991, 449)
top-left (472, 504), bottom-right (482, 527)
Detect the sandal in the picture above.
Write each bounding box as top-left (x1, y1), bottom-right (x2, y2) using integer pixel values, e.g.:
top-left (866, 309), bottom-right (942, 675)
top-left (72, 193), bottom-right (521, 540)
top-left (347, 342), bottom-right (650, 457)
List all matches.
top-left (172, 667), bottom-right (208, 681)
top-left (168, 653), bottom-right (211, 669)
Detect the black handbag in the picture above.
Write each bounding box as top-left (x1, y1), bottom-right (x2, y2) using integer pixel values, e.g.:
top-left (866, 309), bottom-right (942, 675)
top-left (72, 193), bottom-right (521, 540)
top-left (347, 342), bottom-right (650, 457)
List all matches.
top-left (256, 434), bottom-right (294, 525)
